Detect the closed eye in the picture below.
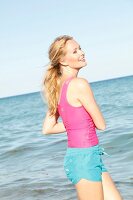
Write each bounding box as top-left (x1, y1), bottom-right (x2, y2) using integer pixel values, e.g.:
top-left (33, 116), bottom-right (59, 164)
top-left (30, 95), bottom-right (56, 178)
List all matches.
top-left (73, 46), bottom-right (81, 53)
top-left (73, 50), bottom-right (77, 54)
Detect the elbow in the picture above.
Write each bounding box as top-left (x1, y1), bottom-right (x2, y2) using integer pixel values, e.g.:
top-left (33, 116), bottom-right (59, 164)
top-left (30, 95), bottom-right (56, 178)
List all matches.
top-left (42, 122), bottom-right (51, 135)
top-left (42, 128), bottom-right (50, 135)
top-left (100, 126), bottom-right (106, 131)
top-left (96, 123), bottom-right (106, 131)
top-left (99, 119), bottom-right (106, 130)
top-left (100, 124), bottom-right (106, 131)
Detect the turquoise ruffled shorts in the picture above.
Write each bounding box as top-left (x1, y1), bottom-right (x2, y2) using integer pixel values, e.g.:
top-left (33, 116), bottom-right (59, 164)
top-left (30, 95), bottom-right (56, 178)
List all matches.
top-left (63, 144), bottom-right (108, 185)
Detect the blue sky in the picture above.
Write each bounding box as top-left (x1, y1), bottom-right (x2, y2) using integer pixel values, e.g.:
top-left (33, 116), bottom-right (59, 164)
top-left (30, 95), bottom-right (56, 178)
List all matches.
top-left (0, 0), bottom-right (133, 98)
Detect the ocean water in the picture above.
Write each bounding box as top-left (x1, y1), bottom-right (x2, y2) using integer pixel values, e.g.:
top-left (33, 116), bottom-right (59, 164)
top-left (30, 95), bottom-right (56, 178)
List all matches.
top-left (0, 75), bottom-right (133, 200)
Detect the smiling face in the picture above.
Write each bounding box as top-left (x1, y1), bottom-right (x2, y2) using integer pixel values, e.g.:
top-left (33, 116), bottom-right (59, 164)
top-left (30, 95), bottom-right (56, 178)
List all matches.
top-left (60, 39), bottom-right (87, 69)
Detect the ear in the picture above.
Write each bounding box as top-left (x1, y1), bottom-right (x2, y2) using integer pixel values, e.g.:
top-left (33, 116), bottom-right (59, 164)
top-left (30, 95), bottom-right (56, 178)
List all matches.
top-left (59, 58), bottom-right (68, 66)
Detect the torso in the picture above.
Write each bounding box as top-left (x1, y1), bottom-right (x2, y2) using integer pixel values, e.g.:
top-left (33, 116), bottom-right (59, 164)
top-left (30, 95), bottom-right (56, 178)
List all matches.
top-left (57, 76), bottom-right (99, 148)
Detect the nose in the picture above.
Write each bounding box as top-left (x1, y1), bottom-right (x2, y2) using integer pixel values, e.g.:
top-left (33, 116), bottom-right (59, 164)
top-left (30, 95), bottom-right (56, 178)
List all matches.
top-left (79, 49), bottom-right (85, 56)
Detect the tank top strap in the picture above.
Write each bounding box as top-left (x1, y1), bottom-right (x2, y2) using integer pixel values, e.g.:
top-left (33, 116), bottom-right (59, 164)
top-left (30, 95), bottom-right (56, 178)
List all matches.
top-left (58, 76), bottom-right (74, 105)
top-left (63, 76), bottom-right (74, 91)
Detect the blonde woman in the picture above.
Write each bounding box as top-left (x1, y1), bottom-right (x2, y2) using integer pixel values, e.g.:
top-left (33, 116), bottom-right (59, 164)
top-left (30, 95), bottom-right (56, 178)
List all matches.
top-left (42, 35), bottom-right (123, 200)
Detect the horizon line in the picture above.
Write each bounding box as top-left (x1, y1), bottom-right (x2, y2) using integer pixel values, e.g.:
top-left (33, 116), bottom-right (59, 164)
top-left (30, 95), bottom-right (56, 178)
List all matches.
top-left (0, 74), bottom-right (132, 100)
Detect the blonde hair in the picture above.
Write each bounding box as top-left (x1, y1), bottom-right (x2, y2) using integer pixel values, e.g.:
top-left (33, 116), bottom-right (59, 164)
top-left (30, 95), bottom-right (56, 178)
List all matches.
top-left (41, 35), bottom-right (73, 116)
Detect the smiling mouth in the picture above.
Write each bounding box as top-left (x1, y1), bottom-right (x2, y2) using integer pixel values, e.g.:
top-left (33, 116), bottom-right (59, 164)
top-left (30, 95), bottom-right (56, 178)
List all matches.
top-left (79, 58), bottom-right (86, 62)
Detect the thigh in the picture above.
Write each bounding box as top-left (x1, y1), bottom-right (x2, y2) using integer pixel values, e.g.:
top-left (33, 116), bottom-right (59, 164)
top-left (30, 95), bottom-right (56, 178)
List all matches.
top-left (102, 172), bottom-right (123, 200)
top-left (75, 179), bottom-right (104, 200)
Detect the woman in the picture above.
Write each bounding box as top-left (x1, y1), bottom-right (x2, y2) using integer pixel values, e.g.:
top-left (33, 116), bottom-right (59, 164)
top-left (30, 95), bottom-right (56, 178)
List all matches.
top-left (42, 35), bottom-right (123, 200)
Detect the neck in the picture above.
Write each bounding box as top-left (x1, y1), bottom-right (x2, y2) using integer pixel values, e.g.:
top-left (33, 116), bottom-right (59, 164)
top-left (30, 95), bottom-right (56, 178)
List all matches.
top-left (61, 68), bottom-right (79, 79)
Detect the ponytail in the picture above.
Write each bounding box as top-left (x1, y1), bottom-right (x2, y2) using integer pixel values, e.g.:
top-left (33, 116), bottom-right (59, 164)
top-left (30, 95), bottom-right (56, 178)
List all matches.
top-left (42, 64), bottom-right (62, 116)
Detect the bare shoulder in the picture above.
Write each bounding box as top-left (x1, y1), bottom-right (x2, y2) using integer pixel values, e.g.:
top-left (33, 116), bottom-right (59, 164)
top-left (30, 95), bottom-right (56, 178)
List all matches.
top-left (71, 77), bottom-right (91, 90)
top-left (71, 77), bottom-right (89, 84)
top-left (71, 77), bottom-right (94, 99)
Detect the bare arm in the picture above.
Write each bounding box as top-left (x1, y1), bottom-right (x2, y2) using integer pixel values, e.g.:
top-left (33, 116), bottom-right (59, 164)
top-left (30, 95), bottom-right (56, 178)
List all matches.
top-left (77, 78), bottom-right (106, 130)
top-left (42, 110), bottom-right (66, 134)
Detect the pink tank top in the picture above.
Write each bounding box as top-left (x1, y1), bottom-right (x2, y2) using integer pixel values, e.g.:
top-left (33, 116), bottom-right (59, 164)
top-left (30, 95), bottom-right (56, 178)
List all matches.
top-left (57, 77), bottom-right (99, 148)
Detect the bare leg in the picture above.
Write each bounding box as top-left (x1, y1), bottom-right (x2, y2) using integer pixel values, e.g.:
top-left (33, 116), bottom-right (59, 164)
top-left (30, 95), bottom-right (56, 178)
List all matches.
top-left (75, 178), bottom-right (104, 200)
top-left (102, 172), bottom-right (123, 200)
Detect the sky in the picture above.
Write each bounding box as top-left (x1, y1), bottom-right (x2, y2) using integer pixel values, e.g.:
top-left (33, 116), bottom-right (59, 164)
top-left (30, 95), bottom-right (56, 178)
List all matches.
top-left (0, 0), bottom-right (133, 98)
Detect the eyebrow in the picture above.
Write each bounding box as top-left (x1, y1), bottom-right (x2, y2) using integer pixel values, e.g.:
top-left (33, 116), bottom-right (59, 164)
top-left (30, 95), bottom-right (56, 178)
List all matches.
top-left (73, 45), bottom-right (81, 50)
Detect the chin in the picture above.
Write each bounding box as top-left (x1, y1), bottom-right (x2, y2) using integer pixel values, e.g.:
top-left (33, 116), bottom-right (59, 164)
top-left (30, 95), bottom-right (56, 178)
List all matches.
top-left (82, 62), bottom-right (87, 67)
